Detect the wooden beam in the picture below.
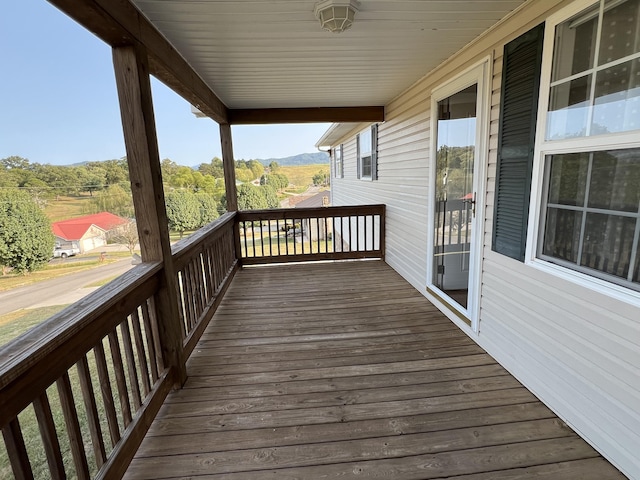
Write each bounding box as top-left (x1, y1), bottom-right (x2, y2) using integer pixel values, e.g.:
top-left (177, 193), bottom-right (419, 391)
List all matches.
top-left (228, 107), bottom-right (385, 125)
top-left (112, 44), bottom-right (187, 386)
top-left (48, 0), bottom-right (228, 123)
top-left (220, 123), bottom-right (238, 212)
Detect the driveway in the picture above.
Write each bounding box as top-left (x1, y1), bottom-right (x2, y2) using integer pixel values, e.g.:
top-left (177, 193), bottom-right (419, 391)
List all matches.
top-left (0, 258), bottom-right (134, 316)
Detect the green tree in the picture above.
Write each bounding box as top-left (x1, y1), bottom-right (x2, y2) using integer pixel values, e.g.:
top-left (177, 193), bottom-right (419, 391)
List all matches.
top-left (84, 175), bottom-right (104, 196)
top-left (91, 185), bottom-right (134, 218)
top-left (165, 190), bottom-right (200, 237)
top-left (247, 159), bottom-right (265, 180)
top-left (195, 192), bottom-right (219, 226)
top-left (0, 190), bottom-right (55, 274)
top-left (262, 185), bottom-right (279, 209)
top-left (198, 157), bottom-right (224, 178)
top-left (1, 155), bottom-right (30, 170)
top-left (313, 170), bottom-right (329, 186)
top-left (269, 161), bottom-right (280, 172)
top-left (161, 158), bottom-right (180, 184)
top-left (237, 184), bottom-right (268, 211)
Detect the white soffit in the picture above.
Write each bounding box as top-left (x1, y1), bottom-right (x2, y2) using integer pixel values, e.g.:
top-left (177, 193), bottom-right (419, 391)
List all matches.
top-left (132, 0), bottom-right (526, 109)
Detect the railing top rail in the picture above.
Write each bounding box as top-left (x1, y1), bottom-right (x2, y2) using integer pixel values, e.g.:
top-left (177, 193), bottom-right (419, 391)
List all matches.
top-left (172, 212), bottom-right (236, 267)
top-left (237, 204), bottom-right (385, 220)
top-left (0, 261), bottom-right (162, 396)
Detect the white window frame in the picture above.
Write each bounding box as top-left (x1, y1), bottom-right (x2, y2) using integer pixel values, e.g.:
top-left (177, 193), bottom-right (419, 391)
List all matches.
top-left (334, 144), bottom-right (343, 179)
top-left (357, 125), bottom-right (376, 180)
top-left (527, 0), bottom-right (640, 303)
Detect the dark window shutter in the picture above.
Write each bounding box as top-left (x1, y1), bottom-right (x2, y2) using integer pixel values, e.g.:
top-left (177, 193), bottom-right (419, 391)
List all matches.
top-left (371, 124), bottom-right (378, 181)
top-left (356, 134), bottom-right (361, 179)
top-left (493, 23), bottom-right (545, 261)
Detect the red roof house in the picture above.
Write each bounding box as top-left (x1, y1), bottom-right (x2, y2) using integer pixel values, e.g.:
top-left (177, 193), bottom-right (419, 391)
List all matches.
top-left (52, 212), bottom-right (128, 253)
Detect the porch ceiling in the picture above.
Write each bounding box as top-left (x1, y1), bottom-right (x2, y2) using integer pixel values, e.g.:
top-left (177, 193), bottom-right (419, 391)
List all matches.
top-left (130, 0), bottom-right (526, 110)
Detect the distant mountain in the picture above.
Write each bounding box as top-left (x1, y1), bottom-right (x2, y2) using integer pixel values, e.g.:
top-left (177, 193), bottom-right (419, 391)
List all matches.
top-left (260, 152), bottom-right (329, 166)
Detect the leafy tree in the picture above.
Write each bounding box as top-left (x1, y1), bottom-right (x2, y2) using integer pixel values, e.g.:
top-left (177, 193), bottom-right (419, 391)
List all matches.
top-left (237, 184), bottom-right (268, 211)
top-left (235, 164), bottom-right (254, 183)
top-left (165, 190), bottom-right (200, 237)
top-left (195, 192), bottom-right (219, 226)
top-left (262, 173), bottom-right (289, 191)
top-left (84, 175), bottom-right (104, 196)
top-left (262, 185), bottom-right (279, 209)
top-left (169, 166), bottom-right (198, 190)
top-left (269, 161), bottom-right (280, 172)
top-left (313, 170), bottom-right (330, 186)
top-left (247, 159), bottom-right (265, 180)
top-left (0, 190), bottom-right (55, 274)
top-left (161, 158), bottom-right (180, 183)
top-left (108, 219), bottom-right (139, 254)
top-left (1, 156), bottom-right (30, 170)
top-left (198, 157), bottom-right (224, 178)
top-left (91, 184), bottom-right (134, 218)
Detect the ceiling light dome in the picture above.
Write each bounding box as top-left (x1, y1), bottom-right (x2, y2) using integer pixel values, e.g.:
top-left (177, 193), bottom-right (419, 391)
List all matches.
top-left (314, 0), bottom-right (360, 34)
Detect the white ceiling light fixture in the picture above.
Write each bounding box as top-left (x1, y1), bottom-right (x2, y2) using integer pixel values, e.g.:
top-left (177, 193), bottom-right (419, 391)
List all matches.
top-left (314, 0), bottom-right (360, 34)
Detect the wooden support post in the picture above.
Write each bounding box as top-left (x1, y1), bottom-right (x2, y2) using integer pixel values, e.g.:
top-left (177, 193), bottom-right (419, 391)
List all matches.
top-left (220, 123), bottom-right (238, 212)
top-left (112, 44), bottom-right (187, 386)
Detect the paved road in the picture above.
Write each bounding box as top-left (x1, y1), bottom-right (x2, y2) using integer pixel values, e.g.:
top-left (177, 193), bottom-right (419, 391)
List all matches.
top-left (0, 258), bottom-right (134, 316)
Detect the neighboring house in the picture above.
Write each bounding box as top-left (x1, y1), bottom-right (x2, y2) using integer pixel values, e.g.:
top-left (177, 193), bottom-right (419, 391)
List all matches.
top-left (52, 212), bottom-right (129, 253)
top-left (318, 1), bottom-right (640, 477)
top-left (296, 192), bottom-right (332, 241)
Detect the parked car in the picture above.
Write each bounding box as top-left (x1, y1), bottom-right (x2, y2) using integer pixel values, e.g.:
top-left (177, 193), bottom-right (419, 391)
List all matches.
top-left (52, 245), bottom-right (80, 259)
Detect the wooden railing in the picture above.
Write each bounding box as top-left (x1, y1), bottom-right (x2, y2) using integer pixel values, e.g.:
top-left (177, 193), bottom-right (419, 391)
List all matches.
top-left (171, 212), bottom-right (238, 362)
top-left (0, 205), bottom-right (384, 479)
top-left (0, 263), bottom-right (168, 480)
top-left (236, 204), bottom-right (385, 265)
top-left (0, 214), bottom-right (239, 480)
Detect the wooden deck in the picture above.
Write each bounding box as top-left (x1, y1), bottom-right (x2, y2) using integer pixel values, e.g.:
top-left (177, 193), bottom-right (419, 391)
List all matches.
top-left (125, 260), bottom-right (625, 479)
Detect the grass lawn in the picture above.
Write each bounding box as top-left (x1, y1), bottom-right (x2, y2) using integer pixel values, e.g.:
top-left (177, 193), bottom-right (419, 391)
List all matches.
top-left (278, 164), bottom-right (329, 188)
top-left (44, 195), bottom-right (94, 222)
top-left (0, 306), bottom-right (68, 347)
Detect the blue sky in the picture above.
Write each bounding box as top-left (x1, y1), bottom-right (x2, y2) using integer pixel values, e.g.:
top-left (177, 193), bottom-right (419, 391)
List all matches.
top-left (0, 0), bottom-right (330, 167)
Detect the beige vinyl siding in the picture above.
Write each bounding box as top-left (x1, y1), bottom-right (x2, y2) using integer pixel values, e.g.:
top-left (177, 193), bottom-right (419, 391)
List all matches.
top-left (330, 0), bottom-right (640, 478)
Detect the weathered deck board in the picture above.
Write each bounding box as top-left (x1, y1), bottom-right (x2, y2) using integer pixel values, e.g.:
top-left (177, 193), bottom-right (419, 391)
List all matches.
top-left (125, 260), bottom-right (626, 479)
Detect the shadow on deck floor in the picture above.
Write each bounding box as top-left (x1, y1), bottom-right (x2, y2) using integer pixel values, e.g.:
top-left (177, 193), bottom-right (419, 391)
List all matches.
top-left (125, 260), bottom-right (625, 479)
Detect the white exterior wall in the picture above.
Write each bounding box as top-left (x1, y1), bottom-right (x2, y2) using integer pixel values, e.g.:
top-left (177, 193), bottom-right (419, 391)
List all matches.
top-left (329, 1), bottom-right (640, 478)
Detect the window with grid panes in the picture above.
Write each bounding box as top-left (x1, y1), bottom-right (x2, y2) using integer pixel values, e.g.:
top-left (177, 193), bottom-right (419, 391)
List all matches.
top-left (538, 0), bottom-right (640, 291)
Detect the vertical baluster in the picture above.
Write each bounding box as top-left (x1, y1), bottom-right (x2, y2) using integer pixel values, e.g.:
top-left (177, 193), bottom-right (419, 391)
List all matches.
top-left (108, 331), bottom-right (133, 427)
top-left (33, 392), bottom-right (65, 479)
top-left (251, 220), bottom-right (257, 258)
top-left (242, 221), bottom-right (249, 258)
top-left (356, 215), bottom-right (360, 251)
top-left (284, 218), bottom-right (289, 255)
top-left (181, 266), bottom-right (194, 331)
top-left (141, 300), bottom-right (160, 383)
top-left (175, 272), bottom-right (187, 336)
top-left (325, 217), bottom-right (329, 253)
top-left (300, 218), bottom-right (305, 254)
top-left (76, 356), bottom-right (106, 468)
top-left (130, 309), bottom-right (152, 396)
top-left (197, 255), bottom-right (207, 312)
top-left (119, 319), bottom-right (142, 411)
top-left (93, 342), bottom-right (120, 446)
top-left (57, 372), bottom-right (90, 480)
top-left (146, 296), bottom-right (166, 372)
top-left (3, 417), bottom-right (35, 480)
top-left (316, 215), bottom-right (321, 253)
top-left (348, 216), bottom-right (352, 252)
top-left (268, 219), bottom-right (272, 256)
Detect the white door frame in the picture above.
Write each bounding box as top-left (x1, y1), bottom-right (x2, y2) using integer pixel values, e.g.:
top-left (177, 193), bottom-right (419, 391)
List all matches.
top-left (426, 57), bottom-right (491, 334)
